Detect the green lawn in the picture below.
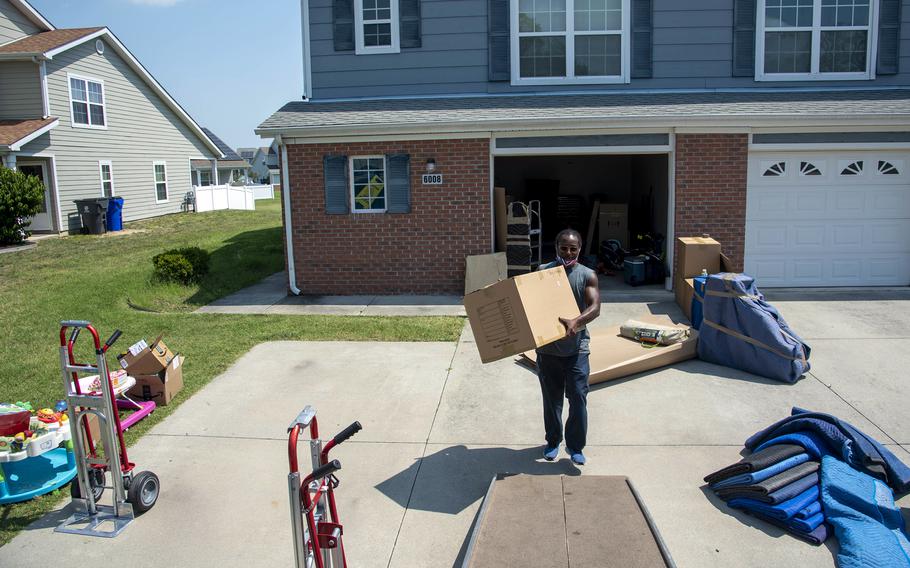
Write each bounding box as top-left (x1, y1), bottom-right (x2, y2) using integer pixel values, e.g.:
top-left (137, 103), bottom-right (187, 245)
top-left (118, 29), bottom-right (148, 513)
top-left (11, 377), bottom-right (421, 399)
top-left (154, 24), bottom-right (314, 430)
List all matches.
top-left (0, 195), bottom-right (464, 545)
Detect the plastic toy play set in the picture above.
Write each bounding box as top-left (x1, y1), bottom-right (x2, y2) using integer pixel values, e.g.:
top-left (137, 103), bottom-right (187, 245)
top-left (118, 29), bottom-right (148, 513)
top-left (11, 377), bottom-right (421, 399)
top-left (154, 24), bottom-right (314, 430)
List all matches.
top-left (287, 405), bottom-right (362, 568)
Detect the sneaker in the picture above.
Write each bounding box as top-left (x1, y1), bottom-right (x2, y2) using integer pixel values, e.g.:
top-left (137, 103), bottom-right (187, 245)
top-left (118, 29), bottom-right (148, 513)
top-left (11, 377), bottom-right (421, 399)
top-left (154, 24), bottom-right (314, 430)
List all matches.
top-left (568, 449), bottom-right (586, 465)
top-left (543, 446), bottom-right (559, 461)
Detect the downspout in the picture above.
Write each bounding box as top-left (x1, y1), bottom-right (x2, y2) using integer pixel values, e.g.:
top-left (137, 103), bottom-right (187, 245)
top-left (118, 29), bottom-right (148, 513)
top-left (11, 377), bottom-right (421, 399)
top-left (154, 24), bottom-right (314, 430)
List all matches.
top-left (279, 136), bottom-right (300, 295)
top-left (37, 59), bottom-right (49, 118)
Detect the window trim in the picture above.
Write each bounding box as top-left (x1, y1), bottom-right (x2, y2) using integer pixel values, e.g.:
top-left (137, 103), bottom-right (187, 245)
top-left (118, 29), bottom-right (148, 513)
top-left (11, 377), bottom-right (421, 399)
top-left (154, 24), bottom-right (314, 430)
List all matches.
top-left (354, 0), bottom-right (400, 55)
top-left (349, 155), bottom-right (388, 214)
top-left (510, 0), bottom-right (631, 86)
top-left (98, 160), bottom-right (115, 197)
top-left (66, 73), bottom-right (107, 129)
top-left (755, 0), bottom-right (880, 81)
top-left (153, 161), bottom-right (169, 204)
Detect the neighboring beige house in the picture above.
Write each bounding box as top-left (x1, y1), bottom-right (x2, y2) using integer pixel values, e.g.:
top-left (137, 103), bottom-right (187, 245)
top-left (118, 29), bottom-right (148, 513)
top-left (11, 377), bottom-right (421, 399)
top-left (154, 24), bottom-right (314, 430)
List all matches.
top-left (190, 128), bottom-right (252, 188)
top-left (0, 0), bottom-right (223, 232)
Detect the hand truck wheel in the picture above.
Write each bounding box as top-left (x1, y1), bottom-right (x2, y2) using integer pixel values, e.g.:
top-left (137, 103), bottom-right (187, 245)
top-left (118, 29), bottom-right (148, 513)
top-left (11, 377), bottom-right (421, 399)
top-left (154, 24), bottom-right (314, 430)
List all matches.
top-left (70, 467), bottom-right (106, 501)
top-left (127, 470), bottom-right (160, 514)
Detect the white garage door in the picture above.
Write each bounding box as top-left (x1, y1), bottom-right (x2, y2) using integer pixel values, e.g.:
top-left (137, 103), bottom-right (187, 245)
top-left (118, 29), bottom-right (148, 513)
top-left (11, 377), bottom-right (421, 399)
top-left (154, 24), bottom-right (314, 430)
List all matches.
top-left (745, 151), bottom-right (910, 287)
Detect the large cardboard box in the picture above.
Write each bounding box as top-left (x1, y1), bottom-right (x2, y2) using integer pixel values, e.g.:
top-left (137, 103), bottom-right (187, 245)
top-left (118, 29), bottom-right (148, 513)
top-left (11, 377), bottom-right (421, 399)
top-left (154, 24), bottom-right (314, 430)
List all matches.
top-left (465, 252), bottom-right (507, 295)
top-left (599, 203), bottom-right (628, 244)
top-left (117, 335), bottom-right (175, 375)
top-left (464, 267), bottom-right (580, 363)
top-left (519, 314), bottom-right (698, 384)
top-left (676, 236), bottom-right (721, 279)
top-left (675, 278), bottom-right (696, 321)
top-left (128, 355), bottom-right (184, 406)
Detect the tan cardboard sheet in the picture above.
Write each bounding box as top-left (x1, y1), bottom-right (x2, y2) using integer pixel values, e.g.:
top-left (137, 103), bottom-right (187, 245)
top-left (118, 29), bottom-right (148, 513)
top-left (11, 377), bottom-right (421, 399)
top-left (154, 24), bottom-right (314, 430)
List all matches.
top-left (520, 314), bottom-right (697, 384)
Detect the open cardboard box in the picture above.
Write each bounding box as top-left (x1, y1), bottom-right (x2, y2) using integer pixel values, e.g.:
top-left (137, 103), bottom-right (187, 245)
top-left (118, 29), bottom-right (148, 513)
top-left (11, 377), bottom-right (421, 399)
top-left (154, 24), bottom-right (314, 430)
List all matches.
top-left (518, 314), bottom-right (698, 385)
top-left (127, 355), bottom-right (184, 406)
top-left (464, 267), bottom-right (580, 364)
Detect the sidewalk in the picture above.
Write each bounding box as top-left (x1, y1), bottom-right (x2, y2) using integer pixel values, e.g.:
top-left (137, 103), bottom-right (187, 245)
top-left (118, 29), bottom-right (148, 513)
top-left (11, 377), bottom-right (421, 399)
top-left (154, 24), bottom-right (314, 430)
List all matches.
top-left (195, 272), bottom-right (467, 316)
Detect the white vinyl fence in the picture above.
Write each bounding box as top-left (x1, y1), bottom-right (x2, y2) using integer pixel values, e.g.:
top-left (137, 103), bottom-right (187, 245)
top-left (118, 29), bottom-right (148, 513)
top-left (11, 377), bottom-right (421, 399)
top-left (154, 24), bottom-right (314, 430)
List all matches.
top-left (250, 184), bottom-right (274, 200)
top-left (193, 185), bottom-right (255, 212)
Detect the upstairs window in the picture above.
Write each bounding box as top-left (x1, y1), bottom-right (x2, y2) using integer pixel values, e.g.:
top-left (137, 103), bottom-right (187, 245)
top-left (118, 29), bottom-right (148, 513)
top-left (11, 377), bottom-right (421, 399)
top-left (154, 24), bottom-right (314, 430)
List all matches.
top-left (511, 0), bottom-right (630, 85)
top-left (757, 0), bottom-right (876, 80)
top-left (355, 0), bottom-right (400, 54)
top-left (68, 75), bottom-right (106, 128)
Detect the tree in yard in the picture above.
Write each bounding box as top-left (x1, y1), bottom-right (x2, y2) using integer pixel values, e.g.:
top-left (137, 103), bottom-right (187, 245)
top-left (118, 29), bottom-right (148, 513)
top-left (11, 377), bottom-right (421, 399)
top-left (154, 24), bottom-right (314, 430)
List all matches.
top-left (0, 167), bottom-right (45, 245)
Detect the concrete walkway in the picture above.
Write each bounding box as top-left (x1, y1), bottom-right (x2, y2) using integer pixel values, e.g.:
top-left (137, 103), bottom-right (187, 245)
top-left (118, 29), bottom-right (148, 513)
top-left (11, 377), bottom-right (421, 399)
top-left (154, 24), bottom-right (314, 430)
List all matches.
top-left (3, 290), bottom-right (910, 567)
top-left (195, 272), bottom-right (467, 316)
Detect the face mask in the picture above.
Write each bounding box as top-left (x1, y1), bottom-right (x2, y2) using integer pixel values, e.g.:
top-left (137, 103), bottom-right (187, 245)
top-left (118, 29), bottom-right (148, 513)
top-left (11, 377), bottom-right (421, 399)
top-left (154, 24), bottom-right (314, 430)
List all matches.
top-left (557, 254), bottom-right (578, 269)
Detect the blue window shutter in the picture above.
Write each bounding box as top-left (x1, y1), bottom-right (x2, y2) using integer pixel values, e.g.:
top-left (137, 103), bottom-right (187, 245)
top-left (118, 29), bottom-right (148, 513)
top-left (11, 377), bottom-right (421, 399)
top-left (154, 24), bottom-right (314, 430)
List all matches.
top-left (324, 155), bottom-right (349, 214)
top-left (877, 0), bottom-right (901, 75)
top-left (386, 154), bottom-right (411, 213)
top-left (400, 0), bottom-right (422, 49)
top-left (631, 0), bottom-right (652, 78)
top-left (732, 0), bottom-right (757, 77)
top-left (488, 0), bottom-right (510, 81)
top-left (333, 0), bottom-right (355, 52)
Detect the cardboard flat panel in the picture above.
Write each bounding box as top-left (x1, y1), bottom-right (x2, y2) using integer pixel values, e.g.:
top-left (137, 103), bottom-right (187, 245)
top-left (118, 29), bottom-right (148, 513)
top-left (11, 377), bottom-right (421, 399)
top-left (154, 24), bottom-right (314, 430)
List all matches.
top-left (674, 277), bottom-right (695, 321)
top-left (467, 475), bottom-right (567, 568)
top-left (521, 314), bottom-right (697, 384)
top-left (465, 253), bottom-right (507, 295)
top-left (464, 281), bottom-right (534, 364)
top-left (564, 476), bottom-right (669, 568)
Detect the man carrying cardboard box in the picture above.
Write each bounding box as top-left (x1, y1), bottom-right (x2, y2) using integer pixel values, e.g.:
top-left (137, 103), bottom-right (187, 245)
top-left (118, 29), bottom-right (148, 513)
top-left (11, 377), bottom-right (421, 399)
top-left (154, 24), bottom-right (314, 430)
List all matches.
top-left (536, 229), bottom-right (601, 466)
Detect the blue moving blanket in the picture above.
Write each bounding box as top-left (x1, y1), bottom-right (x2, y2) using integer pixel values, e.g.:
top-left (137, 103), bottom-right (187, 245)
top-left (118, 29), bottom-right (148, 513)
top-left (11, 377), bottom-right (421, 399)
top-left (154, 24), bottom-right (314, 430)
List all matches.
top-left (821, 456), bottom-right (910, 568)
top-left (795, 501), bottom-right (821, 520)
top-left (790, 512), bottom-right (825, 533)
top-left (727, 485), bottom-right (820, 520)
top-left (754, 430), bottom-right (834, 460)
top-left (747, 511), bottom-right (829, 545)
top-left (746, 407), bottom-right (910, 493)
top-left (719, 471), bottom-right (819, 504)
top-left (697, 273), bottom-right (810, 384)
top-left (710, 453), bottom-right (810, 489)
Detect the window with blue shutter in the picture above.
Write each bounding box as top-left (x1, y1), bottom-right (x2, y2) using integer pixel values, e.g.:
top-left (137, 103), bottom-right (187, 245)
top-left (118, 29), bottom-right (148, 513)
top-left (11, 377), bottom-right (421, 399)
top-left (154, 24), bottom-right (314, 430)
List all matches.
top-left (324, 155), bottom-right (349, 214)
top-left (732, 0), bottom-right (756, 77)
top-left (386, 154), bottom-right (411, 213)
top-left (400, 0), bottom-right (421, 49)
top-left (333, 0), bottom-right (355, 51)
top-left (488, 0), bottom-right (510, 81)
top-left (878, 0), bottom-right (901, 75)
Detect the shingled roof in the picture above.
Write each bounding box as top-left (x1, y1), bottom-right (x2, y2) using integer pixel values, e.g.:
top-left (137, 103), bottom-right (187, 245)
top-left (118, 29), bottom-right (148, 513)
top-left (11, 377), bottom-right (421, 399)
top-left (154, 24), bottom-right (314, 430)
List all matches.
top-left (0, 27), bottom-right (103, 55)
top-left (257, 89), bottom-right (910, 136)
top-left (0, 117), bottom-right (57, 149)
top-left (201, 128), bottom-right (244, 161)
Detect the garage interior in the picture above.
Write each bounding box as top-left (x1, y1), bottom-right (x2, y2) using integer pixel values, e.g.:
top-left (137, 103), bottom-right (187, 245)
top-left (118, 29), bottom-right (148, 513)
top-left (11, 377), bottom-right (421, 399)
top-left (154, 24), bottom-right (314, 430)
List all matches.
top-left (493, 154), bottom-right (670, 288)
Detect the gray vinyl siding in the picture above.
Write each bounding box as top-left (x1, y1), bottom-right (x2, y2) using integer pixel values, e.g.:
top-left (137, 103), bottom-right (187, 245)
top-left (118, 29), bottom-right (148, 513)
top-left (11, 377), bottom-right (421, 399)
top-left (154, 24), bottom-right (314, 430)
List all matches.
top-left (0, 0), bottom-right (41, 44)
top-left (309, 0), bottom-right (910, 99)
top-left (0, 60), bottom-right (41, 119)
top-left (19, 38), bottom-right (216, 232)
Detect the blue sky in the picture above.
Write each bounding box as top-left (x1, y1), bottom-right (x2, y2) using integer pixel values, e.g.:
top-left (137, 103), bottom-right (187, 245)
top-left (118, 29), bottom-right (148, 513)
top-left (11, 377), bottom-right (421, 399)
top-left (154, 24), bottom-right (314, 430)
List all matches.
top-left (30, 0), bottom-right (304, 150)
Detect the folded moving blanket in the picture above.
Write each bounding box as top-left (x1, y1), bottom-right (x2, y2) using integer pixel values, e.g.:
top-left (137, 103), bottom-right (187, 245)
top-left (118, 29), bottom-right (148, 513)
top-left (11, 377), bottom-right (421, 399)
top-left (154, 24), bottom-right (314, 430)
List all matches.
top-left (821, 455), bottom-right (910, 568)
top-left (727, 485), bottom-right (819, 520)
top-left (704, 444), bottom-right (805, 484)
top-left (789, 511), bottom-right (825, 533)
top-left (795, 501), bottom-right (821, 520)
top-left (746, 407), bottom-right (910, 493)
top-left (715, 461), bottom-right (819, 500)
top-left (710, 453), bottom-right (810, 489)
top-left (718, 471), bottom-right (820, 504)
top-left (754, 431), bottom-right (834, 460)
top-left (745, 510), bottom-right (829, 545)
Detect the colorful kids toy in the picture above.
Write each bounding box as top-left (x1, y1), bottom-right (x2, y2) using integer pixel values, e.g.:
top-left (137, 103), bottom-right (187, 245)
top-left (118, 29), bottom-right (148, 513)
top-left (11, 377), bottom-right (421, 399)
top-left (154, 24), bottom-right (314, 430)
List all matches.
top-left (0, 403), bottom-right (76, 505)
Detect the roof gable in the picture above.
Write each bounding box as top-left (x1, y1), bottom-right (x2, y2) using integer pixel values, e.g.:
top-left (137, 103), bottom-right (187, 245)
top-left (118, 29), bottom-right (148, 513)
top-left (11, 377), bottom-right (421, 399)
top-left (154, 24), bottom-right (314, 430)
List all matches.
top-left (5, 0), bottom-right (53, 32)
top-left (0, 27), bottom-right (102, 55)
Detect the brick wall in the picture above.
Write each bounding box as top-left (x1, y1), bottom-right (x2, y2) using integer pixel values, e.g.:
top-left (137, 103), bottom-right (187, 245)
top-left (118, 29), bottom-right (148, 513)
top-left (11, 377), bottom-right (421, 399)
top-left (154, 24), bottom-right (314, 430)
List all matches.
top-left (284, 138), bottom-right (491, 294)
top-left (674, 133), bottom-right (748, 276)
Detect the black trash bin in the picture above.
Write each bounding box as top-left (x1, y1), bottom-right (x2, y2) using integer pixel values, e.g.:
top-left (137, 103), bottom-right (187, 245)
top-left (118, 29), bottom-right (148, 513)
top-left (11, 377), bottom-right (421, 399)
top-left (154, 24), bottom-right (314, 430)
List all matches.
top-left (74, 198), bottom-right (109, 234)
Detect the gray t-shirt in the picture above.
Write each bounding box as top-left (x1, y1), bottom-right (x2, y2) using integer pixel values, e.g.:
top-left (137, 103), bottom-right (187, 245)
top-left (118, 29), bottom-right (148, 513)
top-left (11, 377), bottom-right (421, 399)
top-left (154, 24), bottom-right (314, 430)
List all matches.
top-left (535, 261), bottom-right (595, 357)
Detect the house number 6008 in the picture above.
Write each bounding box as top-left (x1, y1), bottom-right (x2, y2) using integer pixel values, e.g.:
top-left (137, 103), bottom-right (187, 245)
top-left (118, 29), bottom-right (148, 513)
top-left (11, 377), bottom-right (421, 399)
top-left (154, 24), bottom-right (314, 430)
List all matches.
top-left (422, 174), bottom-right (443, 185)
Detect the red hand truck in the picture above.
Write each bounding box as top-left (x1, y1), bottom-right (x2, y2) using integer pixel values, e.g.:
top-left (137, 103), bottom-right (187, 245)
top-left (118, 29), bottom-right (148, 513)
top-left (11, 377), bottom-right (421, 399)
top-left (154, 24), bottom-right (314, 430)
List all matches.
top-left (287, 406), bottom-right (361, 568)
top-left (55, 321), bottom-right (159, 538)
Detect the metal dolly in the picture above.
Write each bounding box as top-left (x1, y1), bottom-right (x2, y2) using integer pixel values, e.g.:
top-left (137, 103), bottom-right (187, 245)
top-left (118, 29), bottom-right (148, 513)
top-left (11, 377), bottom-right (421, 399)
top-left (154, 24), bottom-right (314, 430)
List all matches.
top-left (287, 406), bottom-right (362, 568)
top-left (55, 320), bottom-right (160, 538)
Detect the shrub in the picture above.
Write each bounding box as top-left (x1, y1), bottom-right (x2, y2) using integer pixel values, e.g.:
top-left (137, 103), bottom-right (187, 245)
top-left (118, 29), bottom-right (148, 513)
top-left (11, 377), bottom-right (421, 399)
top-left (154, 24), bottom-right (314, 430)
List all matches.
top-left (152, 246), bottom-right (210, 284)
top-left (0, 167), bottom-right (45, 245)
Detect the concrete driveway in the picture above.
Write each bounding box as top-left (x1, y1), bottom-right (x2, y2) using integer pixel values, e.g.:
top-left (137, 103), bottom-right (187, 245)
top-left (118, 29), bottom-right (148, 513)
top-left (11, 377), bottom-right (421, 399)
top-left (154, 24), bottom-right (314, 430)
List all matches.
top-left (2, 289), bottom-right (909, 567)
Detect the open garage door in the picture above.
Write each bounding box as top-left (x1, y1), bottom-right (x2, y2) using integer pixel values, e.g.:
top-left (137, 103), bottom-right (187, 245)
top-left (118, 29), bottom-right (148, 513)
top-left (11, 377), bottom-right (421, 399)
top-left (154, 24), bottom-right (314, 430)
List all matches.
top-left (745, 151), bottom-right (910, 287)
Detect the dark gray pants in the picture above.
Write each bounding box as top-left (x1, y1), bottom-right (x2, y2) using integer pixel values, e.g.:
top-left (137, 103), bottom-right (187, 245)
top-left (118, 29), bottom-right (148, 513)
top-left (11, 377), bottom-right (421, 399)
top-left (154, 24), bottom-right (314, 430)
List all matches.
top-left (537, 352), bottom-right (590, 453)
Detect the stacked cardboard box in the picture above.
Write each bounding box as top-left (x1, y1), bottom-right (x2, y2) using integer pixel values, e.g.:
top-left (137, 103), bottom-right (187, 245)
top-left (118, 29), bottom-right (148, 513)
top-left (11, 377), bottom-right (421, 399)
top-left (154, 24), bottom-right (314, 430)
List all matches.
top-left (674, 236), bottom-right (731, 321)
top-left (119, 336), bottom-right (184, 406)
top-left (464, 267), bottom-right (580, 363)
